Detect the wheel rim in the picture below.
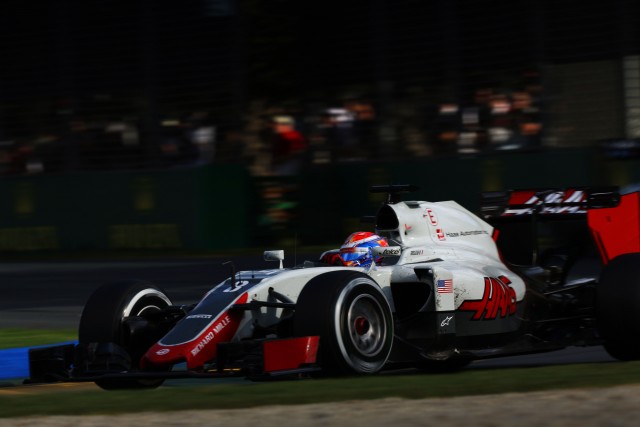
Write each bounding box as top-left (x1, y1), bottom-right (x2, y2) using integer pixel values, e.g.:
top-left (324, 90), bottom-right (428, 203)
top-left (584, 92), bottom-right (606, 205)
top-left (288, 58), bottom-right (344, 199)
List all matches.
top-left (347, 294), bottom-right (387, 357)
top-left (122, 289), bottom-right (171, 317)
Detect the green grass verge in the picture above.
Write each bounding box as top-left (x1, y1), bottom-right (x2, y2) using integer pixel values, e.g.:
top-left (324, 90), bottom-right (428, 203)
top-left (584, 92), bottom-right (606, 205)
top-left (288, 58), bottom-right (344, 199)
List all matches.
top-left (2, 329), bottom-right (640, 418)
top-left (1, 361), bottom-right (640, 418)
top-left (0, 329), bottom-right (76, 350)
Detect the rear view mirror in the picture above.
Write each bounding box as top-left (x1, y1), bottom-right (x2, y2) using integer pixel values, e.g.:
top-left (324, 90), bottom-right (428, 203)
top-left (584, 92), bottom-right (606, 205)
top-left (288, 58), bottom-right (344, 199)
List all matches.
top-left (264, 250), bottom-right (285, 269)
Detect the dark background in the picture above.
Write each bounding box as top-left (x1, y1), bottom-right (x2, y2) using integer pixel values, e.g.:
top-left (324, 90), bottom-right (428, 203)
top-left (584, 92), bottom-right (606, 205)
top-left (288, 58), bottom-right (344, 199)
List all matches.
top-left (0, 0), bottom-right (638, 169)
top-left (0, 1), bottom-right (639, 252)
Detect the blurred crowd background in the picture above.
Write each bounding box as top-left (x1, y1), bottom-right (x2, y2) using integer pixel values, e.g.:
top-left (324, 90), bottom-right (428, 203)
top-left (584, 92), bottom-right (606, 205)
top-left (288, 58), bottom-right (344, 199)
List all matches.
top-left (1, 0), bottom-right (640, 251)
top-left (1, 0), bottom-right (639, 176)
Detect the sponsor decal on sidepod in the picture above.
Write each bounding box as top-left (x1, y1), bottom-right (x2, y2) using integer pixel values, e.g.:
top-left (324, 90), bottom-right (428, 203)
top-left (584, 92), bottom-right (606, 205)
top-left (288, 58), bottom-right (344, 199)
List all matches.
top-left (458, 276), bottom-right (516, 320)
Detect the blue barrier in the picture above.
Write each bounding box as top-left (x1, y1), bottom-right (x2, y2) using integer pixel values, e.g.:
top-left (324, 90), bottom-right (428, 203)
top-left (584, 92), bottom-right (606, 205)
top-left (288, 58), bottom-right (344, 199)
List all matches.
top-left (0, 342), bottom-right (77, 380)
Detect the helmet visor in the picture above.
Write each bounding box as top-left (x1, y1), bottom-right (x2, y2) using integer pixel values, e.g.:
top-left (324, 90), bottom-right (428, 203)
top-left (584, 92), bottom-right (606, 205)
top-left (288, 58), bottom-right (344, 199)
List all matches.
top-left (339, 247), bottom-right (371, 265)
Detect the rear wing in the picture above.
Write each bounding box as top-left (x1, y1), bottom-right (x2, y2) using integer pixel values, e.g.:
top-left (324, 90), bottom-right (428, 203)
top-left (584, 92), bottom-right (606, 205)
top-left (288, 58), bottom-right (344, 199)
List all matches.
top-left (480, 187), bottom-right (620, 220)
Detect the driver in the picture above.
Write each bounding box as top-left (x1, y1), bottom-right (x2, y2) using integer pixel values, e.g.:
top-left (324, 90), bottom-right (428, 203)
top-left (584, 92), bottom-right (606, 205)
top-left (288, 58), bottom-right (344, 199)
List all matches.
top-left (320, 231), bottom-right (389, 267)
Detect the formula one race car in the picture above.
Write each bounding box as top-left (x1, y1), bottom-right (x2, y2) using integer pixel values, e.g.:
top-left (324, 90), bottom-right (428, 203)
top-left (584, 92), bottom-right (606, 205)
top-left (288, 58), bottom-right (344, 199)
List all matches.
top-left (28, 184), bottom-right (640, 389)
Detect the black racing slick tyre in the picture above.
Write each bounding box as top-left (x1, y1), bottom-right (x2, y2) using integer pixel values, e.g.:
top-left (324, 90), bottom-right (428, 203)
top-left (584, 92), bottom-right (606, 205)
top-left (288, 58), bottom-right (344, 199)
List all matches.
top-left (596, 253), bottom-right (640, 360)
top-left (293, 271), bottom-right (393, 375)
top-left (78, 280), bottom-right (172, 390)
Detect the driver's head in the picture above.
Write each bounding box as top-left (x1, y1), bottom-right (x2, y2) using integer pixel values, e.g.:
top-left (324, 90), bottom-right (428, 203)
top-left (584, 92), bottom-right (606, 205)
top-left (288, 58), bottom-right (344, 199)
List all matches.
top-left (339, 231), bottom-right (389, 267)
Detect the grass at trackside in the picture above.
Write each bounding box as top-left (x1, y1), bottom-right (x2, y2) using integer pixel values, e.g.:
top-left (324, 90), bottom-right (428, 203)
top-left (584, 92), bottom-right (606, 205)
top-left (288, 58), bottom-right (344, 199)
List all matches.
top-left (2, 329), bottom-right (640, 417)
top-left (1, 361), bottom-right (640, 418)
top-left (0, 329), bottom-right (77, 350)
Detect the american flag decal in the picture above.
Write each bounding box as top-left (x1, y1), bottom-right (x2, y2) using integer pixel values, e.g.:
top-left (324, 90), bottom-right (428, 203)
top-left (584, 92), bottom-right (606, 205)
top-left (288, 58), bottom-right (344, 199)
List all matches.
top-left (437, 279), bottom-right (453, 293)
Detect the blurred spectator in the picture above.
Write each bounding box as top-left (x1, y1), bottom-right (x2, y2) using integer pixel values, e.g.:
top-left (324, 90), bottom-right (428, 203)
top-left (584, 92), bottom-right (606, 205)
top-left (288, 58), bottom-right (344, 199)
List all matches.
top-left (317, 108), bottom-right (360, 162)
top-left (243, 99), bottom-right (272, 175)
top-left (487, 92), bottom-right (513, 147)
top-left (158, 119), bottom-right (189, 166)
top-left (184, 111), bottom-right (216, 165)
top-left (157, 117), bottom-right (211, 167)
top-left (432, 102), bottom-right (460, 155)
top-left (103, 119), bottom-right (144, 169)
top-left (458, 105), bottom-right (482, 154)
top-left (510, 90), bottom-right (542, 148)
top-left (32, 133), bottom-right (60, 173)
top-left (344, 98), bottom-right (378, 159)
top-left (461, 88), bottom-right (493, 153)
top-left (394, 89), bottom-right (431, 158)
top-left (268, 115), bottom-right (307, 175)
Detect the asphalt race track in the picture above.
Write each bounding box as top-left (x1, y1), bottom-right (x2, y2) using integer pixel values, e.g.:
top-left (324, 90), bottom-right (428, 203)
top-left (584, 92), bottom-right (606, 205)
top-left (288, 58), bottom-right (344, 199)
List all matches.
top-left (0, 254), bottom-right (616, 386)
top-left (0, 253), bottom-right (290, 329)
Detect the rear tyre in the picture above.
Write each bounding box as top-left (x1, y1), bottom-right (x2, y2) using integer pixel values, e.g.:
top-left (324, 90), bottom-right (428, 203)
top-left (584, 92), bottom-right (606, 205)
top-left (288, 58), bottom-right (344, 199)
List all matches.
top-left (596, 253), bottom-right (640, 360)
top-left (293, 271), bottom-right (393, 375)
top-left (78, 280), bottom-right (172, 389)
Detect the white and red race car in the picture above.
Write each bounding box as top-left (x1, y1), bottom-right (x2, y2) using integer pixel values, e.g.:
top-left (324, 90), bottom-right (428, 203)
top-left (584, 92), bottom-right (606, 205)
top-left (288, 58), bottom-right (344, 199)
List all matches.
top-left (29, 184), bottom-right (640, 389)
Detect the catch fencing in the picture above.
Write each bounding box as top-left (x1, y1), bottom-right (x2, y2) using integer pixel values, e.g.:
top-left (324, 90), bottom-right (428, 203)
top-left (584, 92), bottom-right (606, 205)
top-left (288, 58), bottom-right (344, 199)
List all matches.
top-left (0, 1), bottom-right (639, 174)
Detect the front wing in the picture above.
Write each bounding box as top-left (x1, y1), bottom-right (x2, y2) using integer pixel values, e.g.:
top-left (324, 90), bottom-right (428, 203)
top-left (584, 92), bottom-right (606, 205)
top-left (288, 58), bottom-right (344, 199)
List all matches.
top-left (25, 336), bottom-right (320, 384)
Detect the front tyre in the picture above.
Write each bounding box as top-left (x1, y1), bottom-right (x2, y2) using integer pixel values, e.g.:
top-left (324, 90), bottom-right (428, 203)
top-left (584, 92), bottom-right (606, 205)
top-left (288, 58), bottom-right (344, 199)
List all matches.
top-left (294, 271), bottom-right (393, 375)
top-left (596, 253), bottom-right (640, 360)
top-left (78, 280), bottom-right (173, 389)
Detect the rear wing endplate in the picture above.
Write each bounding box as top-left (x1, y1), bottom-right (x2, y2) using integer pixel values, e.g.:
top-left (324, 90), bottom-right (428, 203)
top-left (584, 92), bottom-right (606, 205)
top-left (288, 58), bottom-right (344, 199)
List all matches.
top-left (480, 187), bottom-right (620, 220)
